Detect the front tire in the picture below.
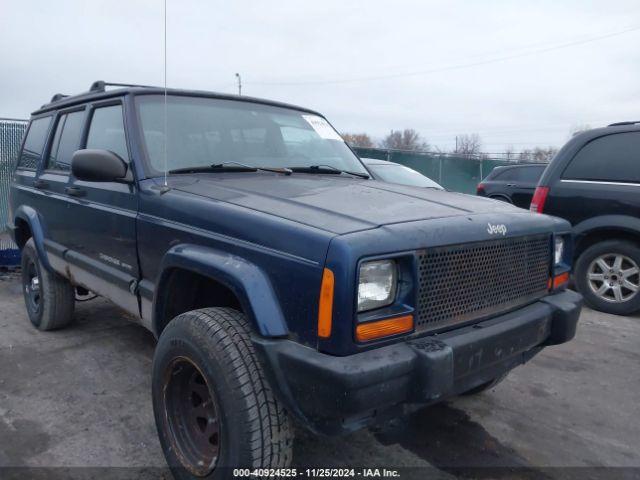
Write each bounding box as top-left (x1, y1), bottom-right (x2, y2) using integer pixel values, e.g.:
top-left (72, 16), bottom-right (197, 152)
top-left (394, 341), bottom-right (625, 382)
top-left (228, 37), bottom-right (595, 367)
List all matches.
top-left (152, 307), bottom-right (293, 479)
top-left (575, 240), bottom-right (640, 315)
top-left (20, 238), bottom-right (75, 330)
top-left (461, 374), bottom-right (507, 396)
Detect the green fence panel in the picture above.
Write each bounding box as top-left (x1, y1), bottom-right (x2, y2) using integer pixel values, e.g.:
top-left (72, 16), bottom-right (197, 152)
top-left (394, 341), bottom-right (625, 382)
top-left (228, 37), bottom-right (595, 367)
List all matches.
top-left (389, 151), bottom-right (441, 183)
top-left (438, 156), bottom-right (479, 194)
top-left (352, 147), bottom-right (388, 160)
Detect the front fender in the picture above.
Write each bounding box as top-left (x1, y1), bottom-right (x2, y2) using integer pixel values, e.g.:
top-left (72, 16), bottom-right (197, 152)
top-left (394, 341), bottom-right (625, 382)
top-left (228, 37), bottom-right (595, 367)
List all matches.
top-left (13, 205), bottom-right (52, 272)
top-left (153, 244), bottom-right (288, 338)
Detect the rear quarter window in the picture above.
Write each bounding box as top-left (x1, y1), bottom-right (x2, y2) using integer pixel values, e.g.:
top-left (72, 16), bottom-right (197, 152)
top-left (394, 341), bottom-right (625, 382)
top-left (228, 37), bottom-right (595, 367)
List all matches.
top-left (490, 168), bottom-right (515, 180)
top-left (514, 166), bottom-right (545, 182)
top-left (17, 116), bottom-right (52, 169)
top-left (562, 132), bottom-right (640, 183)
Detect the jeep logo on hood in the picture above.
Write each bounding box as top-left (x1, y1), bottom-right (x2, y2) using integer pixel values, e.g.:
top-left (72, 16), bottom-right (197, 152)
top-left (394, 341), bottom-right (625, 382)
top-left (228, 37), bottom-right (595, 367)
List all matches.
top-left (487, 223), bottom-right (507, 236)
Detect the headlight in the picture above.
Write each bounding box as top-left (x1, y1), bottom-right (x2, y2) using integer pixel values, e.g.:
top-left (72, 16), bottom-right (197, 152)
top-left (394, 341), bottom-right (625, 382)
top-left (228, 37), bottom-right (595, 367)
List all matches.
top-left (357, 259), bottom-right (398, 312)
top-left (554, 237), bottom-right (564, 265)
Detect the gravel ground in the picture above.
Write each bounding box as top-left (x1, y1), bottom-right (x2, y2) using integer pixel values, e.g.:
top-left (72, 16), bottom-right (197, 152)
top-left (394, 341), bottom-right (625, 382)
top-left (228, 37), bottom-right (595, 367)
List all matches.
top-left (1, 270), bottom-right (639, 479)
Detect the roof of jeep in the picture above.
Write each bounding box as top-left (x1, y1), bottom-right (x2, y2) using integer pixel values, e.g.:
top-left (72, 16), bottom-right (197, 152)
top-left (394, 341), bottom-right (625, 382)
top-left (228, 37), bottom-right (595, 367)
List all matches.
top-left (32, 80), bottom-right (322, 117)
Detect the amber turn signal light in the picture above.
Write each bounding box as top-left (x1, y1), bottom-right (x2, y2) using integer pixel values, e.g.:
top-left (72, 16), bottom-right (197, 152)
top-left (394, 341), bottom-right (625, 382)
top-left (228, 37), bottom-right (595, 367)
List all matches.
top-left (549, 271), bottom-right (570, 290)
top-left (318, 268), bottom-right (335, 339)
top-left (356, 315), bottom-right (414, 342)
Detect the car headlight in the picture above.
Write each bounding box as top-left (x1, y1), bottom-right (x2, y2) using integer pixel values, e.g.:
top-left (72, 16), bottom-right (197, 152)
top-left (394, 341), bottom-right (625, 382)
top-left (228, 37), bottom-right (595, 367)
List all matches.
top-left (357, 259), bottom-right (398, 312)
top-left (554, 237), bottom-right (564, 265)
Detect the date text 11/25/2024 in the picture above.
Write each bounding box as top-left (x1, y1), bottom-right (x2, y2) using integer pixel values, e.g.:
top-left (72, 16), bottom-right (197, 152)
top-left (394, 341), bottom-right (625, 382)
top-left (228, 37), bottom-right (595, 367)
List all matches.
top-left (232, 469), bottom-right (400, 478)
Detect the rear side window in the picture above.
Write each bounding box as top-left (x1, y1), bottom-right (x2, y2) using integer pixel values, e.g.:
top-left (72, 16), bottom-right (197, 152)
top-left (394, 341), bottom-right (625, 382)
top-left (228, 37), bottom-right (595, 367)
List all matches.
top-left (47, 110), bottom-right (85, 172)
top-left (514, 166), bottom-right (545, 182)
top-left (491, 166), bottom-right (544, 182)
top-left (563, 132), bottom-right (640, 183)
top-left (18, 116), bottom-right (52, 169)
top-left (86, 104), bottom-right (129, 161)
top-left (491, 168), bottom-right (515, 180)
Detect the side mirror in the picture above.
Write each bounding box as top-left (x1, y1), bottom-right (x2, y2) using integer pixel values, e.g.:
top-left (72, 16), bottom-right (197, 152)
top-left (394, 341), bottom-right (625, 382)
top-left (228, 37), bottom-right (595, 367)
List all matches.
top-left (71, 149), bottom-right (128, 182)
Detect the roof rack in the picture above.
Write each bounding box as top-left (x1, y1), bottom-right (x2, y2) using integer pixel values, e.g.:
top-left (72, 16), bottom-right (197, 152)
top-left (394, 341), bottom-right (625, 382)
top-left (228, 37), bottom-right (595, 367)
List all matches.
top-left (608, 121), bottom-right (640, 127)
top-left (50, 93), bottom-right (69, 103)
top-left (89, 80), bottom-right (157, 92)
top-left (41, 81), bottom-right (159, 109)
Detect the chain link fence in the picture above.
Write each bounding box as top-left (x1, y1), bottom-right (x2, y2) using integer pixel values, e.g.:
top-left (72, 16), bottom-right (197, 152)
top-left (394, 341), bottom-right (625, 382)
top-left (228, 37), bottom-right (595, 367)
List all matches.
top-left (353, 147), bottom-right (546, 194)
top-left (1, 118), bottom-right (28, 266)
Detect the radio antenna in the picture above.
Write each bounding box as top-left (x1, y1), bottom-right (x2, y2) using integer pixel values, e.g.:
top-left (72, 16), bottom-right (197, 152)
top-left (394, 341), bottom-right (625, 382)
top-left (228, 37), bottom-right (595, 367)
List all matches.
top-left (163, 0), bottom-right (168, 187)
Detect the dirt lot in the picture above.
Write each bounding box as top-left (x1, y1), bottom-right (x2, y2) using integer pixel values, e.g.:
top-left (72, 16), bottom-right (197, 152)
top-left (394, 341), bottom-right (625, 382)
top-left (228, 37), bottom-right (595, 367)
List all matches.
top-left (1, 270), bottom-right (639, 479)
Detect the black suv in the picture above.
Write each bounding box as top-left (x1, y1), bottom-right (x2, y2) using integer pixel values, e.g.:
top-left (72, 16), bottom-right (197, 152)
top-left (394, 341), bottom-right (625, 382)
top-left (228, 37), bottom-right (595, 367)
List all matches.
top-left (531, 121), bottom-right (640, 315)
top-left (477, 164), bottom-right (547, 209)
top-left (8, 81), bottom-right (581, 476)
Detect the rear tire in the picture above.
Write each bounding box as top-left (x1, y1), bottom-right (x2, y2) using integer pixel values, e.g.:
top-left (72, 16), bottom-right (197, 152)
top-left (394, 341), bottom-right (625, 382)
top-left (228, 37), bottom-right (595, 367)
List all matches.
top-left (20, 238), bottom-right (75, 330)
top-left (575, 240), bottom-right (640, 315)
top-left (152, 307), bottom-right (293, 479)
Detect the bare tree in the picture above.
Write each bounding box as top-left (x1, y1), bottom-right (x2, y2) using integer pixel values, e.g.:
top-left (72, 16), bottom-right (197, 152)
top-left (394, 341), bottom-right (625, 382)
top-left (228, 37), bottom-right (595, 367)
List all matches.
top-left (341, 133), bottom-right (374, 148)
top-left (454, 133), bottom-right (482, 156)
top-left (532, 146), bottom-right (558, 162)
top-left (519, 149), bottom-right (533, 162)
top-left (380, 129), bottom-right (429, 151)
top-left (504, 145), bottom-right (516, 161)
top-left (520, 147), bottom-right (557, 163)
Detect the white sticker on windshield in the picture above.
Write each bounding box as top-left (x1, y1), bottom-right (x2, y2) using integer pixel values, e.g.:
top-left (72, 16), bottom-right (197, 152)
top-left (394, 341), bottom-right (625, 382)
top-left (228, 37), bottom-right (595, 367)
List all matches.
top-left (302, 115), bottom-right (344, 141)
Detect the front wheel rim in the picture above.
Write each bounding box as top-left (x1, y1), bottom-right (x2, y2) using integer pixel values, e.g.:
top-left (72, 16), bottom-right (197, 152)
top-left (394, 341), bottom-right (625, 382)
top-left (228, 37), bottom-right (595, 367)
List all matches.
top-left (587, 253), bottom-right (640, 303)
top-left (24, 259), bottom-right (42, 314)
top-left (163, 356), bottom-right (220, 476)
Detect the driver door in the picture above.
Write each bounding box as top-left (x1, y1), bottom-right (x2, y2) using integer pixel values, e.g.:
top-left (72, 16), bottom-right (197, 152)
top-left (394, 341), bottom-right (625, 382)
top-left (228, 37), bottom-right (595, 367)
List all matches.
top-left (63, 100), bottom-right (140, 316)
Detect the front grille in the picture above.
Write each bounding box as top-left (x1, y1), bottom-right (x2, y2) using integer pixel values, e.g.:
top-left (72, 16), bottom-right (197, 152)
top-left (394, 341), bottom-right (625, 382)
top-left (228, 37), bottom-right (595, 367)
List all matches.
top-left (416, 234), bottom-right (551, 332)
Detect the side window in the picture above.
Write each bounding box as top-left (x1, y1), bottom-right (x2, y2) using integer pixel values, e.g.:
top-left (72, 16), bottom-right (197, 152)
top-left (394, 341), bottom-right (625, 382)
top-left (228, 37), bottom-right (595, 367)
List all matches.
top-left (563, 132), bottom-right (640, 183)
top-left (47, 110), bottom-right (85, 172)
top-left (493, 169), bottom-right (515, 181)
top-left (18, 116), bottom-right (52, 169)
top-left (514, 166), bottom-right (545, 182)
top-left (86, 105), bottom-right (129, 161)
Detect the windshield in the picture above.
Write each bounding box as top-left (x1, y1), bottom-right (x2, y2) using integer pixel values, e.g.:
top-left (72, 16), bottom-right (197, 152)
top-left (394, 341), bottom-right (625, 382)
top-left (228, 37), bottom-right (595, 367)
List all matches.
top-left (135, 95), bottom-right (368, 175)
top-left (367, 163), bottom-right (443, 189)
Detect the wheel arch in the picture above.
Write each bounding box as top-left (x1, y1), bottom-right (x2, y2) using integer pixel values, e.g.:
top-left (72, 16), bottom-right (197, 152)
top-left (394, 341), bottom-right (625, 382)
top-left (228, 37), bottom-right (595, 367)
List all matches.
top-left (13, 205), bottom-right (53, 272)
top-left (152, 244), bottom-right (289, 338)
top-left (489, 194), bottom-right (512, 204)
top-left (574, 215), bottom-right (640, 259)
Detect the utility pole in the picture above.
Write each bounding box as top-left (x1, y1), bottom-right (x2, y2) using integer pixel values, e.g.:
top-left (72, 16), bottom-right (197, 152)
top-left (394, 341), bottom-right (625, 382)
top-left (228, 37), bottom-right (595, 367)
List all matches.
top-left (235, 73), bottom-right (242, 96)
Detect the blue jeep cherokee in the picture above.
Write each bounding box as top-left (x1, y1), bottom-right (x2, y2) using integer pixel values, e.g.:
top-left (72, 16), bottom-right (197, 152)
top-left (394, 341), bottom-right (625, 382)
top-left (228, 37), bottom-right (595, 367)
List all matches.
top-left (9, 81), bottom-right (582, 477)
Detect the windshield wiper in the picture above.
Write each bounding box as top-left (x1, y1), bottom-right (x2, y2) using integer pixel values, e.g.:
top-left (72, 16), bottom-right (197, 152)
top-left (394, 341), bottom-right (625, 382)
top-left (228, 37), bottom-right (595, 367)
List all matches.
top-left (169, 161), bottom-right (292, 175)
top-left (289, 165), bottom-right (370, 179)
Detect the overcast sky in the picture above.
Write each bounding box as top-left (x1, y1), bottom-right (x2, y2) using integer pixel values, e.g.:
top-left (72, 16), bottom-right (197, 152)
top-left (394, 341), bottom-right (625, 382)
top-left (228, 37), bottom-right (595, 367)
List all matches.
top-left (1, 0), bottom-right (639, 152)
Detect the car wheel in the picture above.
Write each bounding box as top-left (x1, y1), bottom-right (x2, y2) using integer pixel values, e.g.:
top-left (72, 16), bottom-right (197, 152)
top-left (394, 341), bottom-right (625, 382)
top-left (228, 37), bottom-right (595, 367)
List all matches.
top-left (20, 238), bottom-right (75, 330)
top-left (461, 373), bottom-right (507, 396)
top-left (575, 240), bottom-right (640, 315)
top-left (152, 307), bottom-right (293, 478)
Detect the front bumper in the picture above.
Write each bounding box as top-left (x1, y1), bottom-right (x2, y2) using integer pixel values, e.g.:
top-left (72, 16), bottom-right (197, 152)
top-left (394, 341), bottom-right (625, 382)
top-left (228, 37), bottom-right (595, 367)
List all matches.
top-left (253, 289), bottom-right (582, 435)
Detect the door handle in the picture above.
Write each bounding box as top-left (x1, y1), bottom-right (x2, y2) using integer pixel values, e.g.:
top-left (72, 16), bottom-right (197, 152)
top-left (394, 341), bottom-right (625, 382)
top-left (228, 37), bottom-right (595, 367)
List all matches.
top-left (65, 186), bottom-right (86, 197)
top-left (33, 179), bottom-right (48, 189)
top-left (506, 183), bottom-right (516, 187)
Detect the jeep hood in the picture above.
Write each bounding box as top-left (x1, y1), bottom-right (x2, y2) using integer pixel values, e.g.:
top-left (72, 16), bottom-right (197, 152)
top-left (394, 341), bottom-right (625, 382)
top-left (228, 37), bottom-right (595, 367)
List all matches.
top-left (164, 173), bottom-right (523, 234)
